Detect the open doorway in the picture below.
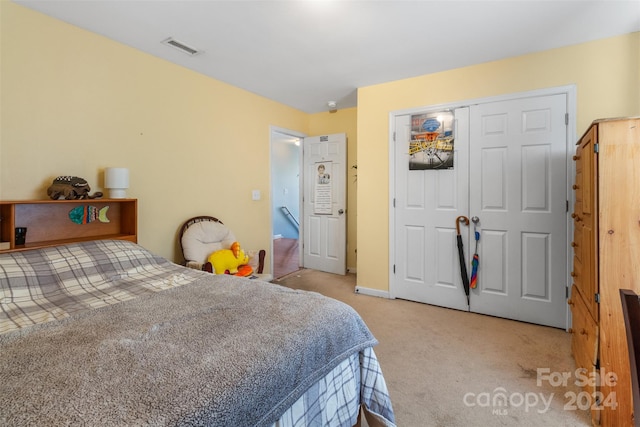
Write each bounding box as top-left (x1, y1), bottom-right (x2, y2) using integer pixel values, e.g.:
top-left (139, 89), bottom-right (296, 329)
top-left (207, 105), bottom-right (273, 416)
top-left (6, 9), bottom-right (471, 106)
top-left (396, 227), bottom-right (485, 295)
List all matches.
top-left (270, 127), bottom-right (304, 279)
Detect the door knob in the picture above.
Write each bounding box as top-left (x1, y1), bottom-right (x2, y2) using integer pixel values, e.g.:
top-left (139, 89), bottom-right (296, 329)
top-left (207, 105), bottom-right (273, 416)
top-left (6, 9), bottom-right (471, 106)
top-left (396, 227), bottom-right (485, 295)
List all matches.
top-left (338, 209), bottom-right (344, 215)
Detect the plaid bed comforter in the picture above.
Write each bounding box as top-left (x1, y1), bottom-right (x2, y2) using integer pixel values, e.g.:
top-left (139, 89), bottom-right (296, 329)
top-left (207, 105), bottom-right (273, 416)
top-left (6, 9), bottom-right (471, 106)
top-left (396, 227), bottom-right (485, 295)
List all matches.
top-left (0, 240), bottom-right (204, 333)
top-left (0, 240), bottom-right (395, 426)
top-left (274, 347), bottom-right (394, 427)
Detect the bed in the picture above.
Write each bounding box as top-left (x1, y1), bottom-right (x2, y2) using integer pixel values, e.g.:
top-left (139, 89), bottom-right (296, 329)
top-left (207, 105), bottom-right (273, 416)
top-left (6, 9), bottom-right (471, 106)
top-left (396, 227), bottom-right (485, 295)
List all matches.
top-left (0, 239), bottom-right (395, 426)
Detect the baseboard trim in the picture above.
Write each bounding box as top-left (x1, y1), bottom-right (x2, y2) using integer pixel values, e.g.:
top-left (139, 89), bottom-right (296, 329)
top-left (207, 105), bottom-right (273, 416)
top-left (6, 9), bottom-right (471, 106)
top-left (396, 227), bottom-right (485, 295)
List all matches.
top-left (355, 286), bottom-right (391, 299)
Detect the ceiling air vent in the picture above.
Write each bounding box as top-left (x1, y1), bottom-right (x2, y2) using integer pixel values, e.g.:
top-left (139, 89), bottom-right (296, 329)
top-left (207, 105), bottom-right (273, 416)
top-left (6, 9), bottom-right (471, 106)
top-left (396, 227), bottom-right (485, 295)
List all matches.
top-left (161, 37), bottom-right (202, 56)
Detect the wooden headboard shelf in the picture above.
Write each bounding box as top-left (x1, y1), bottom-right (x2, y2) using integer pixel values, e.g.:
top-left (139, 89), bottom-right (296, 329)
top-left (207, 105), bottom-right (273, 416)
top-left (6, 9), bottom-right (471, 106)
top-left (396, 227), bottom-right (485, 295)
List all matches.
top-left (0, 199), bottom-right (137, 252)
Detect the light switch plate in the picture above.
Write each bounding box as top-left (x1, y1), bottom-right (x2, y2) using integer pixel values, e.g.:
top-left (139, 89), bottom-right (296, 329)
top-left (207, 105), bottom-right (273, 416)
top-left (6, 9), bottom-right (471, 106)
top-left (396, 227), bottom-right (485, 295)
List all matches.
top-left (252, 190), bottom-right (261, 201)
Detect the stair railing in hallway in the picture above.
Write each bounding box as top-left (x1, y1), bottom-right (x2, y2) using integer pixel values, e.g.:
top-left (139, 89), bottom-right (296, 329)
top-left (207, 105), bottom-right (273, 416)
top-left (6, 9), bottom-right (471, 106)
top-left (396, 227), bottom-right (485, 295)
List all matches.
top-left (280, 206), bottom-right (299, 230)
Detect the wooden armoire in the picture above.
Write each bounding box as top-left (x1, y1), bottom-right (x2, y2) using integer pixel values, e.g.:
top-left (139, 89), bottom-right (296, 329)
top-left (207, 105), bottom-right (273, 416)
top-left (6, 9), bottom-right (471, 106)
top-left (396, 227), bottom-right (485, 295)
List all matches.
top-left (570, 117), bottom-right (640, 426)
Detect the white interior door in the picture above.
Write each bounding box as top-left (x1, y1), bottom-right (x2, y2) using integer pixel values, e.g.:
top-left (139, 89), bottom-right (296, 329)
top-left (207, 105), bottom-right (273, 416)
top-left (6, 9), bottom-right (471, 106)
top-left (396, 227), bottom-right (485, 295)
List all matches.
top-left (302, 133), bottom-right (347, 275)
top-left (392, 108), bottom-right (470, 310)
top-left (468, 94), bottom-right (568, 328)
top-left (392, 93), bottom-right (568, 328)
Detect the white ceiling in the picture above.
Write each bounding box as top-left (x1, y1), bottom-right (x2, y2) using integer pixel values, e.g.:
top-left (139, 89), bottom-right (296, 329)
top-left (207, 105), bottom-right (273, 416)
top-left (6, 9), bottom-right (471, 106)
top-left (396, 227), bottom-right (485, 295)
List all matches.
top-left (15, 0), bottom-right (640, 113)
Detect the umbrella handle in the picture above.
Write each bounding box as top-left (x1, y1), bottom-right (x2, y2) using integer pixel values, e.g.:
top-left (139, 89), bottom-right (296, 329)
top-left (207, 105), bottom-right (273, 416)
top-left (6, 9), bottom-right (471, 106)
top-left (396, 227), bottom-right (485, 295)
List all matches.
top-left (456, 215), bottom-right (469, 235)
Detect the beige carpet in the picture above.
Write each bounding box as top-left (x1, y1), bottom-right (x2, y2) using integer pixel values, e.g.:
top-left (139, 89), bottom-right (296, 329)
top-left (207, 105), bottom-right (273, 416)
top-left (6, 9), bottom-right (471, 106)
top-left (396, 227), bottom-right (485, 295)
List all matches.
top-left (274, 269), bottom-right (592, 427)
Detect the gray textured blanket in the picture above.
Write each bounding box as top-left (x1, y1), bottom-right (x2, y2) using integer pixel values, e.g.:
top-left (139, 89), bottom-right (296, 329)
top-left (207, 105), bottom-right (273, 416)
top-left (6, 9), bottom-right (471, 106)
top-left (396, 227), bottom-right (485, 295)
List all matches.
top-left (0, 274), bottom-right (377, 426)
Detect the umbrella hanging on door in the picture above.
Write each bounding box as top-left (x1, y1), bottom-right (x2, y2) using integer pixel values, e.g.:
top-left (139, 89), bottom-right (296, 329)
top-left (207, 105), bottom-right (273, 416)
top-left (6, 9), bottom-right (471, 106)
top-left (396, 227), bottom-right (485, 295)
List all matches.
top-left (470, 216), bottom-right (480, 289)
top-left (455, 215), bottom-right (470, 306)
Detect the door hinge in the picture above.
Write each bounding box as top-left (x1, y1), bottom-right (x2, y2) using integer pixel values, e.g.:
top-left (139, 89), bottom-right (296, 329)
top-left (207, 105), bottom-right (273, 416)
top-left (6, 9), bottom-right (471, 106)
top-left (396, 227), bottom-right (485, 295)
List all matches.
top-left (566, 200), bottom-right (569, 212)
top-left (393, 131), bottom-right (396, 142)
top-left (594, 143), bottom-right (599, 153)
top-left (393, 264), bottom-right (396, 274)
top-left (566, 287), bottom-right (569, 298)
top-left (595, 293), bottom-right (600, 303)
top-left (565, 113), bottom-right (569, 125)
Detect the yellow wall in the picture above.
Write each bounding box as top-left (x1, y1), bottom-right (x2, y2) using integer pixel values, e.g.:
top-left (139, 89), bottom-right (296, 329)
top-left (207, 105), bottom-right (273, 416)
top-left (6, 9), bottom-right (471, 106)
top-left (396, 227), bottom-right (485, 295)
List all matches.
top-left (357, 32), bottom-right (640, 292)
top-left (1, 2), bottom-right (314, 265)
top-left (308, 107), bottom-right (358, 271)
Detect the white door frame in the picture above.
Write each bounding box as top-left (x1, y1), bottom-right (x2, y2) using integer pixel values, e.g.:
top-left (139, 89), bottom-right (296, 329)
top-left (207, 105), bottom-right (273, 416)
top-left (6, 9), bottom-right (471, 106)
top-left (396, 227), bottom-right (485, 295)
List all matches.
top-left (269, 125), bottom-right (306, 276)
top-left (388, 85), bottom-right (577, 329)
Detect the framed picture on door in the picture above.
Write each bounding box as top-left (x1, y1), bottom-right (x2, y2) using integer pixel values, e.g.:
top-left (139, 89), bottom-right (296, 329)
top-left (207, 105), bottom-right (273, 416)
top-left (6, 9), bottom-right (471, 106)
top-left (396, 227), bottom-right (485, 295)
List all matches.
top-left (409, 110), bottom-right (455, 170)
top-left (314, 161), bottom-right (332, 215)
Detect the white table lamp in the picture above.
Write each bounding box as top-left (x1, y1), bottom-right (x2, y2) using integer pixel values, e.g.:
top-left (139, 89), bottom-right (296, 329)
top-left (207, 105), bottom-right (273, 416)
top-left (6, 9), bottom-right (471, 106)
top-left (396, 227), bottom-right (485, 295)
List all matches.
top-left (105, 167), bottom-right (129, 199)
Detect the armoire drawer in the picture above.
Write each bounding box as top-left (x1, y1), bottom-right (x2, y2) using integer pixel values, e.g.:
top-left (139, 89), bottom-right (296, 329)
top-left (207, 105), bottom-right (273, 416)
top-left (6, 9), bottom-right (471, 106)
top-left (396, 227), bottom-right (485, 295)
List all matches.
top-left (572, 223), bottom-right (583, 257)
top-left (569, 285), bottom-right (598, 371)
